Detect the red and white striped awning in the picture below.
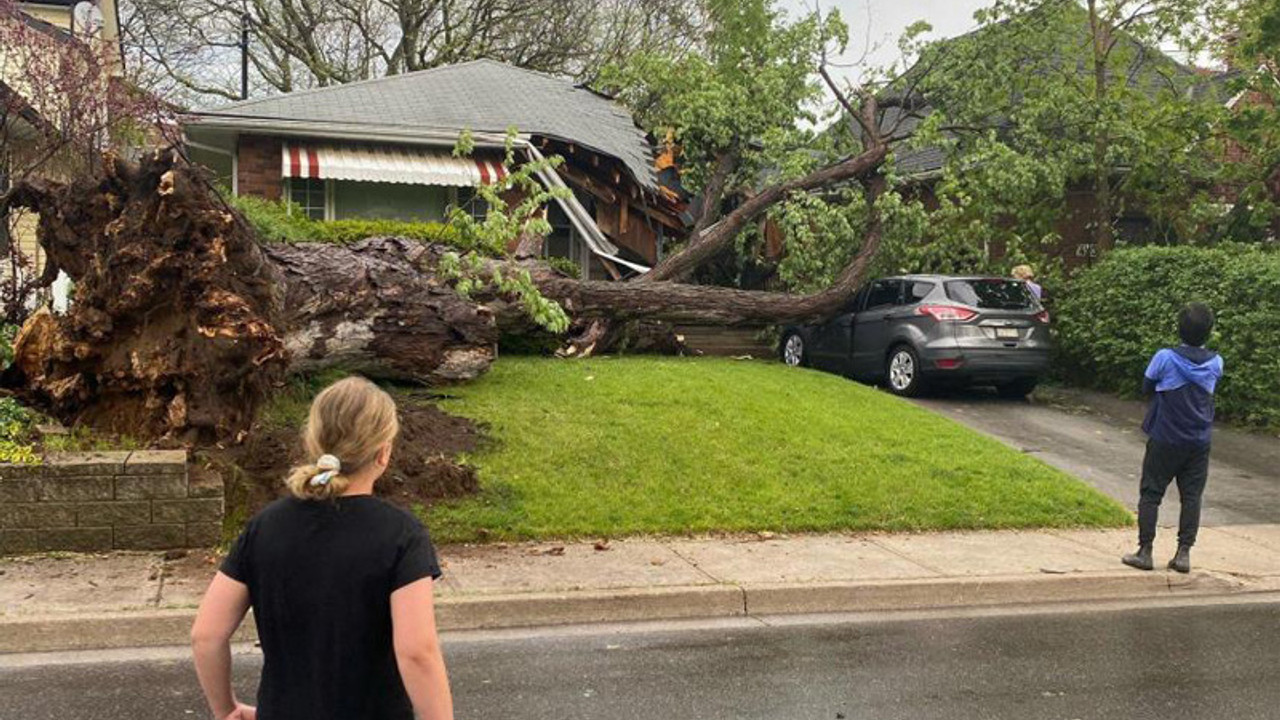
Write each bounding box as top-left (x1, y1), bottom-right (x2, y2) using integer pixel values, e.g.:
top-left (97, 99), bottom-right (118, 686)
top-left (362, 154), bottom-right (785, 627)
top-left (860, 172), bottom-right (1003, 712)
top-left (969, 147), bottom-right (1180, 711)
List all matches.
top-left (281, 142), bottom-right (508, 186)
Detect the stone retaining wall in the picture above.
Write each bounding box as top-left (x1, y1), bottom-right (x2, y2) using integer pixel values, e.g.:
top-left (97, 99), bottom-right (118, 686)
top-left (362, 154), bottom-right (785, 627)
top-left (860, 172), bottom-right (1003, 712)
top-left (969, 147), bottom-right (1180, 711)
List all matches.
top-left (0, 451), bottom-right (223, 554)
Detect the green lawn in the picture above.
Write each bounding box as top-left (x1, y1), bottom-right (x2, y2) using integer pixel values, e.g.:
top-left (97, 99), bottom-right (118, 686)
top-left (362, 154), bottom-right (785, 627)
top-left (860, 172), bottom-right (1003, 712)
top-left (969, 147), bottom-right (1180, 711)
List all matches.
top-left (423, 357), bottom-right (1131, 543)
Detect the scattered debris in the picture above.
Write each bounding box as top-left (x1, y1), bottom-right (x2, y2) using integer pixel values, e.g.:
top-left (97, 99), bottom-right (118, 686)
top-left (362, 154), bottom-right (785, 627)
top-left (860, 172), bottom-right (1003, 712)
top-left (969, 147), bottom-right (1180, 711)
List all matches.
top-left (593, 540), bottom-right (611, 552)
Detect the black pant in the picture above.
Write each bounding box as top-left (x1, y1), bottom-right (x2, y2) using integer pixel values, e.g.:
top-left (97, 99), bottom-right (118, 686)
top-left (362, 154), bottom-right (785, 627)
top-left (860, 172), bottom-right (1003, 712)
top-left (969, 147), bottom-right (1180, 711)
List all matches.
top-left (1137, 438), bottom-right (1210, 547)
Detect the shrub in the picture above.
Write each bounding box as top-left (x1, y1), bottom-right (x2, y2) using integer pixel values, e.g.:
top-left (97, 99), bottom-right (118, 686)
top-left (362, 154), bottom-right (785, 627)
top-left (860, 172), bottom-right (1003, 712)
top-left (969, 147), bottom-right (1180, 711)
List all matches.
top-left (544, 255), bottom-right (581, 279)
top-left (225, 194), bottom-right (472, 252)
top-left (1055, 245), bottom-right (1280, 427)
top-left (225, 194), bottom-right (316, 244)
top-left (0, 396), bottom-right (38, 464)
top-left (0, 323), bottom-right (17, 370)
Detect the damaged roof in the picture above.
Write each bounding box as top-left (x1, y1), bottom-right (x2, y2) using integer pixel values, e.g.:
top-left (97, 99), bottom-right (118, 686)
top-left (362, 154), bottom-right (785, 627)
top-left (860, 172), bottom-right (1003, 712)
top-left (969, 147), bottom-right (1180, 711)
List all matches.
top-left (189, 59), bottom-right (660, 192)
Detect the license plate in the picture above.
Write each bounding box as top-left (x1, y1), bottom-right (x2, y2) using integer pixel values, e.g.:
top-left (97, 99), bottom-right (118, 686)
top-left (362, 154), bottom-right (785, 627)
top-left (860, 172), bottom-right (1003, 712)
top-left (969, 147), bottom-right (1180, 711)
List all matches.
top-left (995, 328), bottom-right (1020, 339)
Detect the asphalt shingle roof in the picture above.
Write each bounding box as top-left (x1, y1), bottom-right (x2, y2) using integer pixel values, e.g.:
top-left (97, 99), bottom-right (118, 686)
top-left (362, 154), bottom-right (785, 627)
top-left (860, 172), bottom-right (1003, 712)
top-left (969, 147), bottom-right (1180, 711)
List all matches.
top-left (194, 59), bottom-right (658, 191)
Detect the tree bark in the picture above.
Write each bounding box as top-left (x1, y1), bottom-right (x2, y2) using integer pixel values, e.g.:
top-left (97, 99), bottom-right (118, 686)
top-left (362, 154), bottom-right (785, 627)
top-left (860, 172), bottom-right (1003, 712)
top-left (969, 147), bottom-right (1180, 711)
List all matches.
top-left (689, 149), bottom-right (738, 239)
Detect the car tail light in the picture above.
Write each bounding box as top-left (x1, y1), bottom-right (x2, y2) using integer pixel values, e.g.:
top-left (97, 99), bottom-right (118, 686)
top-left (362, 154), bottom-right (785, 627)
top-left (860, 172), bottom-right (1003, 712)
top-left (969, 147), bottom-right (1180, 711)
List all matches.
top-left (935, 358), bottom-right (964, 369)
top-left (916, 304), bottom-right (977, 322)
top-left (1034, 310), bottom-right (1050, 324)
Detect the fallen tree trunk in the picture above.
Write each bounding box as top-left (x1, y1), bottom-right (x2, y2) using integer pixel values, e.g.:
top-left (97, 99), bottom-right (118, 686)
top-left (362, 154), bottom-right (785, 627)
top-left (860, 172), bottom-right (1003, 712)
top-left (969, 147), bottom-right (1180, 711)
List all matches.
top-left (2, 151), bottom-right (883, 441)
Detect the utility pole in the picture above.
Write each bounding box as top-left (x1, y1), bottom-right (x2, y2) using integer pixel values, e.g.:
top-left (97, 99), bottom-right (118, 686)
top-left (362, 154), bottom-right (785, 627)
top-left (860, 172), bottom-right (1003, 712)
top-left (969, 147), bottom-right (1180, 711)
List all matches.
top-left (240, 12), bottom-right (250, 100)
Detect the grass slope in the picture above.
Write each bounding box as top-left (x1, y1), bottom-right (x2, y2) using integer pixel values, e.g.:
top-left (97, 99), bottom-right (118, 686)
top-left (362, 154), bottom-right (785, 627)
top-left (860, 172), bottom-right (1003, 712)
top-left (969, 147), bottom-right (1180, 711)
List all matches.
top-left (425, 357), bottom-right (1132, 543)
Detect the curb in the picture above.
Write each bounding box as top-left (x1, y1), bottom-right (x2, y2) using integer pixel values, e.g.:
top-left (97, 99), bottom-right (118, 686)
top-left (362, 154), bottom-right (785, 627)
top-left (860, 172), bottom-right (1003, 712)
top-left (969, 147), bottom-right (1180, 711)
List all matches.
top-left (740, 570), bottom-right (1242, 616)
top-left (0, 571), bottom-right (1255, 654)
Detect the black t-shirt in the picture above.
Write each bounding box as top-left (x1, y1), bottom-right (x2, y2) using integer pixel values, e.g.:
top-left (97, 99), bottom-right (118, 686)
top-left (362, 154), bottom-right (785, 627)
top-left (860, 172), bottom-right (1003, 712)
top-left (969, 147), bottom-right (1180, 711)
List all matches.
top-left (221, 495), bottom-right (442, 720)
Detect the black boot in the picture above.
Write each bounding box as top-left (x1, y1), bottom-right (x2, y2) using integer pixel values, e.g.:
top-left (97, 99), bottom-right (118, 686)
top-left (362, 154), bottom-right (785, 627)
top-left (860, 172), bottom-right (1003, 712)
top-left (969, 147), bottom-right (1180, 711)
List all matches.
top-left (1168, 545), bottom-right (1191, 574)
top-left (1122, 544), bottom-right (1153, 571)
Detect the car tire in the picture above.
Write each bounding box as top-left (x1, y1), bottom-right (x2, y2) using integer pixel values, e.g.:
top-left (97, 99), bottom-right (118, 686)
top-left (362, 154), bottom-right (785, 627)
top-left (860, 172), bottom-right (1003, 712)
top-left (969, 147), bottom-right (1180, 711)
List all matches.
top-left (996, 378), bottom-right (1038, 399)
top-left (780, 332), bottom-right (808, 367)
top-left (885, 345), bottom-right (925, 397)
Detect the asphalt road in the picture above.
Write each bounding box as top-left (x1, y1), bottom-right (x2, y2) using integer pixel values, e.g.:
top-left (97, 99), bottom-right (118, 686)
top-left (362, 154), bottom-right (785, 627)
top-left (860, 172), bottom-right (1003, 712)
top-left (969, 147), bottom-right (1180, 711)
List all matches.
top-left (3, 601), bottom-right (1280, 720)
top-left (913, 386), bottom-right (1280, 526)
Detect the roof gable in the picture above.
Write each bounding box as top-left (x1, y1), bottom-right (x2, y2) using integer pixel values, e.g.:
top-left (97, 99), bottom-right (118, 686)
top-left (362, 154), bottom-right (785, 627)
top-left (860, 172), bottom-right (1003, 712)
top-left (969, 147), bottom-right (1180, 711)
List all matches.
top-left (193, 59), bottom-right (658, 191)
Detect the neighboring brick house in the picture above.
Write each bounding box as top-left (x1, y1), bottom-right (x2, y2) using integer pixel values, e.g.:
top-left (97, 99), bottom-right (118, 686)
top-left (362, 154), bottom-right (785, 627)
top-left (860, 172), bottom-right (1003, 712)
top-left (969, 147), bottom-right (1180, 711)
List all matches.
top-left (183, 59), bottom-right (689, 280)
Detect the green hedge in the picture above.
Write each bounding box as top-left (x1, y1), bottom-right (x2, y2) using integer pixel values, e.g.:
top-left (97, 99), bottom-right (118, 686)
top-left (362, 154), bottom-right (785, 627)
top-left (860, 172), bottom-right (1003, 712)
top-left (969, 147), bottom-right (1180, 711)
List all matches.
top-left (226, 194), bottom-right (484, 253)
top-left (1055, 245), bottom-right (1280, 427)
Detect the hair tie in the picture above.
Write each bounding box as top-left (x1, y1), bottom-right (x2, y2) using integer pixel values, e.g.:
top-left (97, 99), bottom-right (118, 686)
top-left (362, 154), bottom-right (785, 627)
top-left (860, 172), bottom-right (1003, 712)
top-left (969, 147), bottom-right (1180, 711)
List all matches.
top-left (309, 454), bottom-right (341, 487)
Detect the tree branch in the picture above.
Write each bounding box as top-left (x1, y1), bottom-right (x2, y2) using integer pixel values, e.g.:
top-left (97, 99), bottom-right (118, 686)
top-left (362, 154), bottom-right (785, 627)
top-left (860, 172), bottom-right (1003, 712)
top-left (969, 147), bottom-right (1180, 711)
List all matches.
top-left (690, 149), bottom-right (738, 238)
top-left (640, 94), bottom-right (885, 284)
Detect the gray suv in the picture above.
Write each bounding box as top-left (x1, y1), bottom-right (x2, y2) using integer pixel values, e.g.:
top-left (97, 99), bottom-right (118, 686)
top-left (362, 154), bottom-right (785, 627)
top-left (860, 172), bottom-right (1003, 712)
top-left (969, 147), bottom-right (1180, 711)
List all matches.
top-left (779, 275), bottom-right (1050, 397)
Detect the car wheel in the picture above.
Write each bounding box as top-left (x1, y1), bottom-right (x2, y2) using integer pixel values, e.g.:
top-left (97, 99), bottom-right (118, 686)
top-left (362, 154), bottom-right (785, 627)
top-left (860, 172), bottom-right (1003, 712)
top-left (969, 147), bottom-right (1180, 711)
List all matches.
top-left (885, 345), bottom-right (924, 397)
top-left (780, 332), bottom-right (807, 367)
top-left (996, 378), bottom-right (1038, 398)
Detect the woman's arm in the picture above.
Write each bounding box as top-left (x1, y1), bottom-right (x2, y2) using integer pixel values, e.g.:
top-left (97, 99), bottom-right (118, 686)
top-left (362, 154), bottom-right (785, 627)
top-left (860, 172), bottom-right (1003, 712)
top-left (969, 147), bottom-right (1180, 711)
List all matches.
top-left (391, 577), bottom-right (454, 720)
top-left (192, 571), bottom-right (252, 720)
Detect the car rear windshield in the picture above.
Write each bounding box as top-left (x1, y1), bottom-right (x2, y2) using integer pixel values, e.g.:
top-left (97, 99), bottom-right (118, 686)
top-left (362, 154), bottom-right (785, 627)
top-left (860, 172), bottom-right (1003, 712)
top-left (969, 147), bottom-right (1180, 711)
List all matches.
top-left (944, 279), bottom-right (1034, 309)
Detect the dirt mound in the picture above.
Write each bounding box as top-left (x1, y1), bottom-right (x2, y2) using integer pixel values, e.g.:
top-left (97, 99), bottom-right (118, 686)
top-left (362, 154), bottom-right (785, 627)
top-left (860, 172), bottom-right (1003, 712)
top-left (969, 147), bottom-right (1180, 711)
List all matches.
top-left (221, 399), bottom-right (482, 519)
top-left (377, 400), bottom-right (483, 508)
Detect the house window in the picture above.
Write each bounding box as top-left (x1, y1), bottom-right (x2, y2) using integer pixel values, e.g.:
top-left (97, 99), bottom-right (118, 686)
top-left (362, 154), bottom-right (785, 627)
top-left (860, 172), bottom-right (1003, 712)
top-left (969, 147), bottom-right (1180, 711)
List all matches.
top-left (545, 201), bottom-right (590, 279)
top-left (287, 178), bottom-right (327, 221)
top-left (333, 181), bottom-right (447, 222)
top-left (453, 186), bottom-right (489, 222)
top-left (1115, 216), bottom-right (1152, 245)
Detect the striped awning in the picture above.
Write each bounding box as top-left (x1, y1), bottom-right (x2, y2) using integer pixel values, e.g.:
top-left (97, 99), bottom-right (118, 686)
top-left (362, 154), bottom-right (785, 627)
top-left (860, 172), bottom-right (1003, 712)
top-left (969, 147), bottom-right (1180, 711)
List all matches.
top-left (281, 142), bottom-right (507, 186)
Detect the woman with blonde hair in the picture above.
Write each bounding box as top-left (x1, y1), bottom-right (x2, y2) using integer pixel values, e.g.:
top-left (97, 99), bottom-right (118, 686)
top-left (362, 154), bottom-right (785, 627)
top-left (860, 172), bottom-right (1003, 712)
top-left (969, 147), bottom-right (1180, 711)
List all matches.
top-left (192, 376), bottom-right (453, 720)
top-left (1011, 264), bottom-right (1044, 300)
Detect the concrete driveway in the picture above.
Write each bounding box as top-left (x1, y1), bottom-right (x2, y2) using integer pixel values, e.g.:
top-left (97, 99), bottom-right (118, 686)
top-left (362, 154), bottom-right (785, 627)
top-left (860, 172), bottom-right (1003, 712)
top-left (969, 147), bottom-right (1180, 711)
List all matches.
top-left (913, 386), bottom-right (1280, 526)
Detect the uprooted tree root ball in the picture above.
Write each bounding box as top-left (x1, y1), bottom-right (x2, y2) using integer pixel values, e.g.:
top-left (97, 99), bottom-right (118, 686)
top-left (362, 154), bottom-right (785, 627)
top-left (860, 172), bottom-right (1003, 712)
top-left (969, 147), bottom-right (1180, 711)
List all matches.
top-left (2, 151), bottom-right (289, 442)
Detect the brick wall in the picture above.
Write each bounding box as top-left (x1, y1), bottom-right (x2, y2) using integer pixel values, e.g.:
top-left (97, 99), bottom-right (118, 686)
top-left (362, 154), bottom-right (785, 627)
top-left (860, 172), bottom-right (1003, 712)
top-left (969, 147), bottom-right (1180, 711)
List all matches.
top-left (237, 135), bottom-right (283, 201)
top-left (0, 451), bottom-right (223, 554)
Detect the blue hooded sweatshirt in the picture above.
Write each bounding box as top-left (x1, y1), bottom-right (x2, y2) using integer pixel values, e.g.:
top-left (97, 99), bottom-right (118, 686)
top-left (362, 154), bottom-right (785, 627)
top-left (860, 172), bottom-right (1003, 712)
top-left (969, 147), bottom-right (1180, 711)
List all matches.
top-left (1141, 346), bottom-right (1224, 448)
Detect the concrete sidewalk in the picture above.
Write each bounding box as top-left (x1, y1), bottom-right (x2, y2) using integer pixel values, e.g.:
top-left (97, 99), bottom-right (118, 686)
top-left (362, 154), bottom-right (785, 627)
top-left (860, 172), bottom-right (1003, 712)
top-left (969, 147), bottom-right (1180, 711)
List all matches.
top-left (4, 524), bottom-right (1280, 653)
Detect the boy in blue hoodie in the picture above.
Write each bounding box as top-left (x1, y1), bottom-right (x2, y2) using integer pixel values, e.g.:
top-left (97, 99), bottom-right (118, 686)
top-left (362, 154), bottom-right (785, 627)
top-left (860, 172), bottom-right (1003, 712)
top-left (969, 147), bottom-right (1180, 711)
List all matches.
top-left (1122, 303), bottom-right (1224, 574)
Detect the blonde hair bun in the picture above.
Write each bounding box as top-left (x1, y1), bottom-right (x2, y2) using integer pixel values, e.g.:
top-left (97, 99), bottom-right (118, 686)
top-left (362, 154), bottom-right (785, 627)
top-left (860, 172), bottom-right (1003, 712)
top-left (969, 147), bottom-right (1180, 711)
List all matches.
top-left (285, 377), bottom-right (399, 500)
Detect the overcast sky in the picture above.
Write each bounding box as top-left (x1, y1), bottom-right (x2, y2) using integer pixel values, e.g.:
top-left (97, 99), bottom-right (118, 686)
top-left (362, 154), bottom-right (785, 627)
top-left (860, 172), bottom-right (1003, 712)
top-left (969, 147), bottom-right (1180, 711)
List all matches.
top-left (783, 0), bottom-right (992, 79)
